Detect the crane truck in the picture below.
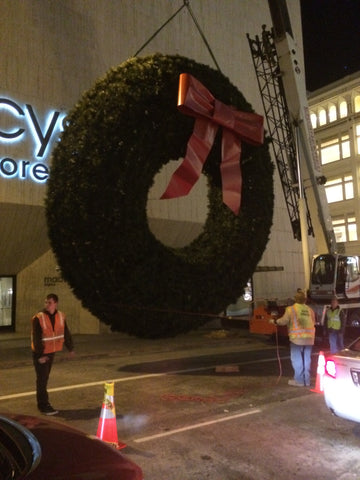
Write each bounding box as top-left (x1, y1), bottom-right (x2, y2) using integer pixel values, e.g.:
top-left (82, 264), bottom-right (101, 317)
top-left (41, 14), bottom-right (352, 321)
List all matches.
top-left (246, 0), bottom-right (360, 339)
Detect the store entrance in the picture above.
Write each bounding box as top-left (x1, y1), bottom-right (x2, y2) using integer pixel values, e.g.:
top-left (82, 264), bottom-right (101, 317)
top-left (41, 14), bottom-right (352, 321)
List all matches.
top-left (0, 277), bottom-right (15, 331)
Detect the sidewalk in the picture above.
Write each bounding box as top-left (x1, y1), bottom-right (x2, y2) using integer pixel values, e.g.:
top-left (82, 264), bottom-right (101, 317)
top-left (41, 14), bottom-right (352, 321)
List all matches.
top-left (0, 322), bottom-right (262, 368)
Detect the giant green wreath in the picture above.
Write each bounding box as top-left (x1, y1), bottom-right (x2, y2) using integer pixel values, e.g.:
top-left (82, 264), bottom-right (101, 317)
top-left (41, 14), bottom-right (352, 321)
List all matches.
top-left (46, 54), bottom-right (274, 338)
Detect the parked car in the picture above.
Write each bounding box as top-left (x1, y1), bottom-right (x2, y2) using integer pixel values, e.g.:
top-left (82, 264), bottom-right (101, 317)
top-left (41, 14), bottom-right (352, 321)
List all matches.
top-left (323, 336), bottom-right (360, 424)
top-left (0, 413), bottom-right (143, 480)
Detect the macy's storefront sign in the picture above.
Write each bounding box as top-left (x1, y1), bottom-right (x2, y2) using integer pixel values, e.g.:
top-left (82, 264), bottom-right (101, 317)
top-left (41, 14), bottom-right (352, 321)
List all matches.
top-left (0, 97), bottom-right (67, 183)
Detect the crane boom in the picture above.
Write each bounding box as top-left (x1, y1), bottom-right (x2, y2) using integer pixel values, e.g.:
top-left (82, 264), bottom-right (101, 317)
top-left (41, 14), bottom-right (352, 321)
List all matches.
top-left (247, 1), bottom-right (360, 336)
top-left (267, 0), bottom-right (337, 255)
top-left (247, 27), bottom-right (313, 243)
top-left (248, 0), bottom-right (336, 260)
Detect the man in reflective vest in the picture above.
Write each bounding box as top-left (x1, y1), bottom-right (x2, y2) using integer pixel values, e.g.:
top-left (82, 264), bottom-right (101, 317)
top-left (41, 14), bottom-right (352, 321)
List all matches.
top-left (325, 297), bottom-right (346, 353)
top-left (31, 293), bottom-right (75, 415)
top-left (270, 289), bottom-right (315, 387)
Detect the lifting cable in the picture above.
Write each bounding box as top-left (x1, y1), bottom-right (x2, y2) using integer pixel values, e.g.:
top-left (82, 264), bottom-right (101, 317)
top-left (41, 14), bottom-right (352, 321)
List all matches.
top-left (134, 0), bottom-right (221, 72)
top-left (130, 0), bottom-right (223, 322)
top-left (131, 2), bottom-right (292, 372)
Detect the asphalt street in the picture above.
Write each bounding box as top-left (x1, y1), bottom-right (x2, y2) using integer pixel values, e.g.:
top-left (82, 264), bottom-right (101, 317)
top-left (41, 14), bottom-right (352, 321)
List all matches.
top-left (1, 324), bottom-right (360, 479)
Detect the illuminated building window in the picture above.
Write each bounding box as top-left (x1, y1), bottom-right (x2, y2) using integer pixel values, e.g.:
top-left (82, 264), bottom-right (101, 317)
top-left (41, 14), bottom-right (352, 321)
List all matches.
top-left (332, 215), bottom-right (358, 242)
top-left (348, 222), bottom-right (358, 241)
top-left (329, 104), bottom-right (337, 122)
top-left (319, 108), bottom-right (327, 126)
top-left (354, 95), bottom-right (360, 113)
top-left (356, 124), bottom-right (360, 155)
top-left (321, 138), bottom-right (340, 164)
top-left (310, 112), bottom-right (317, 129)
top-left (339, 100), bottom-right (348, 118)
top-left (341, 134), bottom-right (350, 158)
top-left (320, 134), bottom-right (350, 164)
top-left (325, 175), bottom-right (353, 203)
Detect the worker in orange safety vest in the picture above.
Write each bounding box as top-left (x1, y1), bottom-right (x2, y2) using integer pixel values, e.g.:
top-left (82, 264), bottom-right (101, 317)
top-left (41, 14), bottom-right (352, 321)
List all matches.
top-left (31, 293), bottom-right (75, 415)
top-left (270, 289), bottom-right (315, 387)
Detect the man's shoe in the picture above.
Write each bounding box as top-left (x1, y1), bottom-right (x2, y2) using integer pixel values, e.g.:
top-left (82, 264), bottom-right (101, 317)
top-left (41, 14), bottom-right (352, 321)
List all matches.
top-left (288, 379), bottom-right (304, 387)
top-left (40, 405), bottom-right (58, 416)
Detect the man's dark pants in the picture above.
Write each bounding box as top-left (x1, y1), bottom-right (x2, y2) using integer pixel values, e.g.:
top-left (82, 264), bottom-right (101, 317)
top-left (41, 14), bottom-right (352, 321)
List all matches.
top-left (32, 352), bottom-right (55, 410)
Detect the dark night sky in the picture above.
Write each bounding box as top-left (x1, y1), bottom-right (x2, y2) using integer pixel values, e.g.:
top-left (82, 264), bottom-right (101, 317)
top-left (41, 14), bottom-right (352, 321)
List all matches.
top-left (300, 0), bottom-right (360, 91)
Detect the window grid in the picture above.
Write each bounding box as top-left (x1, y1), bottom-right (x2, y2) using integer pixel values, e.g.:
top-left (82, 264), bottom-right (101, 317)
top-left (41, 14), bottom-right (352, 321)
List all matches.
top-left (332, 215), bottom-right (358, 242)
top-left (320, 134), bottom-right (350, 165)
top-left (310, 87), bottom-right (360, 248)
top-left (325, 175), bottom-right (353, 203)
top-left (310, 98), bottom-right (349, 129)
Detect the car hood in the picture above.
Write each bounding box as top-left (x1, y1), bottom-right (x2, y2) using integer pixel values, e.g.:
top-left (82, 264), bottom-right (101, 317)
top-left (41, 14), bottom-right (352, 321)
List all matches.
top-left (5, 413), bottom-right (143, 480)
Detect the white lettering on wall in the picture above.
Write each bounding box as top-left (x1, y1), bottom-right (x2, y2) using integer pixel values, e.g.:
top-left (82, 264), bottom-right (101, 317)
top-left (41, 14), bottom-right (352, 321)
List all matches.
top-left (0, 97), bottom-right (67, 183)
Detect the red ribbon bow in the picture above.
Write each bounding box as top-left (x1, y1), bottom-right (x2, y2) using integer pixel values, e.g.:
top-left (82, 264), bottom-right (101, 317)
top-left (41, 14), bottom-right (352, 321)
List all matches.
top-left (160, 73), bottom-right (264, 215)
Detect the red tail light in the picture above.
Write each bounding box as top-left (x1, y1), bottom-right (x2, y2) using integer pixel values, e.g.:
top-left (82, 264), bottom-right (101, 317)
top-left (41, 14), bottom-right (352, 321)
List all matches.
top-left (325, 359), bottom-right (336, 378)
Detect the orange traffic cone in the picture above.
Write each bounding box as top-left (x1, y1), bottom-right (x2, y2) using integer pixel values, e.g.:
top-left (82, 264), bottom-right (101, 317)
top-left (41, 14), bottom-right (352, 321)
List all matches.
top-left (96, 381), bottom-right (126, 449)
top-left (311, 351), bottom-right (325, 393)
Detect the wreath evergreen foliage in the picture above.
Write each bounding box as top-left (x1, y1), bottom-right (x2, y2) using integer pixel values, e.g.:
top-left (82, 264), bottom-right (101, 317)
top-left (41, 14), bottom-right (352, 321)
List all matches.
top-left (46, 53), bottom-right (274, 338)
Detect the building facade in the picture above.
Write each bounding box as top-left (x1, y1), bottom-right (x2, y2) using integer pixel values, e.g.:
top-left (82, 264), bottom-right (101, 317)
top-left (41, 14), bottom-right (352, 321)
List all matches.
top-left (308, 72), bottom-right (360, 256)
top-left (0, 0), bottom-right (306, 336)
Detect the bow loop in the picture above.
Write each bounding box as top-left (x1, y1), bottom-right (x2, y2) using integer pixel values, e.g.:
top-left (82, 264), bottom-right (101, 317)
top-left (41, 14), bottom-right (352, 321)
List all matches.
top-left (177, 74), bottom-right (215, 118)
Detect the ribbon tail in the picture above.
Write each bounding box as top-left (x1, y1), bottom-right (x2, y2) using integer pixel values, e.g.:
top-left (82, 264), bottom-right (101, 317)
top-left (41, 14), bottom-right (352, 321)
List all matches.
top-left (220, 130), bottom-right (242, 215)
top-left (161, 118), bottom-right (218, 199)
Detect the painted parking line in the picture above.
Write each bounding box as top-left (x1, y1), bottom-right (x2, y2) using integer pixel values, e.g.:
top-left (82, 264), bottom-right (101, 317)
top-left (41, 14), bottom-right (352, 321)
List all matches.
top-left (134, 408), bottom-right (262, 443)
top-left (0, 373), bottom-right (164, 401)
top-left (0, 355), bottom-right (289, 401)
